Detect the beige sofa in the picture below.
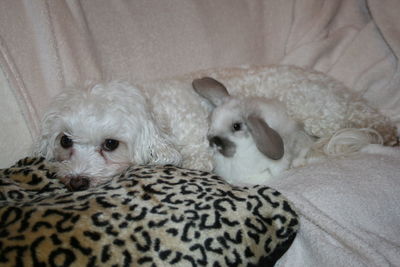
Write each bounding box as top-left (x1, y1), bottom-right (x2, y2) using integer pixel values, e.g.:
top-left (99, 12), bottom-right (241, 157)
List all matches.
top-left (1, 1), bottom-right (399, 266)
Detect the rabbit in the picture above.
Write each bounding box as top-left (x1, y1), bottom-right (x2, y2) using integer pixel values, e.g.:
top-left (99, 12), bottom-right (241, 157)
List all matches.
top-left (192, 77), bottom-right (315, 185)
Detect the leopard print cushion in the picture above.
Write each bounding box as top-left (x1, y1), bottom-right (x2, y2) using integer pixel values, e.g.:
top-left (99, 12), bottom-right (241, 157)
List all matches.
top-left (0, 157), bottom-right (299, 266)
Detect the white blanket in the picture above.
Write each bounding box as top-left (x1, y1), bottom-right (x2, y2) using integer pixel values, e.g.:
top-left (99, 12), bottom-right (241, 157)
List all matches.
top-left (270, 146), bottom-right (400, 266)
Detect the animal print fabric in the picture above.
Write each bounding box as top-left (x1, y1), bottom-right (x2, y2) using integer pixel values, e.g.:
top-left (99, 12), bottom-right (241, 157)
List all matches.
top-left (0, 157), bottom-right (298, 266)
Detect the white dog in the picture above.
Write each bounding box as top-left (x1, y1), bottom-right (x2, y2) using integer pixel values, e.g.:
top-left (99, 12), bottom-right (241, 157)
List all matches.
top-left (35, 66), bottom-right (397, 189)
top-left (35, 81), bottom-right (181, 190)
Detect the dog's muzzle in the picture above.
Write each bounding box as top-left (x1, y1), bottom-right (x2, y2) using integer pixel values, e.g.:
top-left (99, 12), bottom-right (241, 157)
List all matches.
top-left (208, 136), bottom-right (236, 157)
top-left (66, 176), bottom-right (90, 191)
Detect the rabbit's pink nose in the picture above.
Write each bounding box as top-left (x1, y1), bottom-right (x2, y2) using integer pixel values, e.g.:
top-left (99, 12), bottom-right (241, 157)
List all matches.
top-left (67, 176), bottom-right (90, 191)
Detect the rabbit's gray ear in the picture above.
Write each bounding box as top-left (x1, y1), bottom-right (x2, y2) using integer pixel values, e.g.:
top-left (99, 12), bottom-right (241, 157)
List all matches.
top-left (247, 114), bottom-right (284, 160)
top-left (192, 77), bottom-right (230, 107)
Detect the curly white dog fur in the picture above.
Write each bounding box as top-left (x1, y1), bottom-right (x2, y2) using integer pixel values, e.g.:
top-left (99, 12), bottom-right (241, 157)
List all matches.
top-left (35, 81), bottom-right (181, 190)
top-left (139, 65), bottom-right (396, 176)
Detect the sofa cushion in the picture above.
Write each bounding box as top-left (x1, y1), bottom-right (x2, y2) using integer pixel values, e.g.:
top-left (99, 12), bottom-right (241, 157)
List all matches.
top-left (0, 157), bottom-right (298, 266)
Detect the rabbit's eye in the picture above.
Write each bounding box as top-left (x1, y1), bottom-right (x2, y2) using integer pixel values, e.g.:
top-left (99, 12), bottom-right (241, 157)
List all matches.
top-left (60, 134), bottom-right (73, 149)
top-left (102, 139), bottom-right (120, 152)
top-left (232, 122), bottom-right (242, 132)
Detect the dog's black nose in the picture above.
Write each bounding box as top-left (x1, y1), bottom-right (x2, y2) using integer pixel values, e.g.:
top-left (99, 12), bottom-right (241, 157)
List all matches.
top-left (209, 136), bottom-right (223, 148)
top-left (68, 176), bottom-right (90, 191)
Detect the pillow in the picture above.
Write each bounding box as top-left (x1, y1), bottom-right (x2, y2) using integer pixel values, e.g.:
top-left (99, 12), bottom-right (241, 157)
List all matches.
top-left (0, 157), bottom-right (298, 266)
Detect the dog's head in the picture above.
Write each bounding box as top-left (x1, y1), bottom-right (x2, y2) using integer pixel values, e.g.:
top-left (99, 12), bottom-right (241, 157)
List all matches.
top-left (36, 81), bottom-right (181, 190)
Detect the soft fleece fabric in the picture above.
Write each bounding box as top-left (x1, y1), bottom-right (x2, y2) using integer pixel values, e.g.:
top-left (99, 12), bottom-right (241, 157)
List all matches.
top-left (271, 146), bottom-right (400, 266)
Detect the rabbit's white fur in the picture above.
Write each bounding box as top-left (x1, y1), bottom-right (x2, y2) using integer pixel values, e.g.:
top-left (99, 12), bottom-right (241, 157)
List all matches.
top-left (192, 76), bottom-right (390, 185)
top-left (210, 97), bottom-right (314, 184)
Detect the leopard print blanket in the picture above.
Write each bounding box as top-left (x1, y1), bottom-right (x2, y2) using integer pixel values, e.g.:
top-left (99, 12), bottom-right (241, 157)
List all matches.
top-left (0, 157), bottom-right (298, 266)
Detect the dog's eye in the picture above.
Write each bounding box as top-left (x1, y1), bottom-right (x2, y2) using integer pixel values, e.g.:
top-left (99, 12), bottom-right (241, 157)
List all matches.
top-left (102, 139), bottom-right (120, 152)
top-left (60, 134), bottom-right (73, 149)
top-left (232, 122), bottom-right (242, 132)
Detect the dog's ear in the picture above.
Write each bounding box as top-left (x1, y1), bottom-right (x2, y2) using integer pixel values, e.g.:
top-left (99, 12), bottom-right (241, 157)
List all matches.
top-left (132, 118), bottom-right (182, 166)
top-left (147, 129), bottom-right (182, 166)
top-left (35, 135), bottom-right (54, 159)
top-left (33, 112), bottom-right (58, 160)
top-left (192, 77), bottom-right (230, 107)
top-left (247, 114), bottom-right (284, 160)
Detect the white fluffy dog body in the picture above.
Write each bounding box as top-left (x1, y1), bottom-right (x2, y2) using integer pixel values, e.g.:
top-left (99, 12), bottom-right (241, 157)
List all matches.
top-left (140, 65), bottom-right (396, 182)
top-left (36, 65), bottom-right (397, 189)
top-left (147, 65), bottom-right (396, 185)
top-left (36, 81), bottom-right (181, 190)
